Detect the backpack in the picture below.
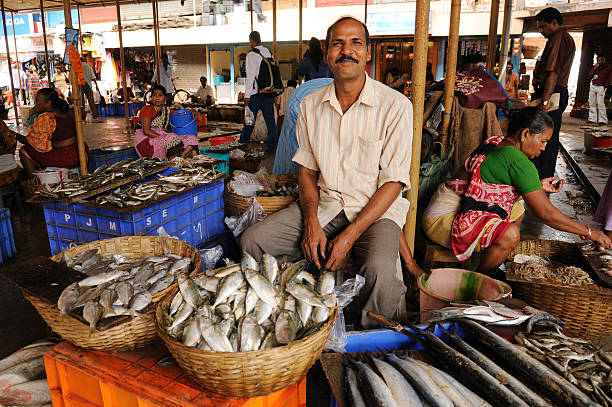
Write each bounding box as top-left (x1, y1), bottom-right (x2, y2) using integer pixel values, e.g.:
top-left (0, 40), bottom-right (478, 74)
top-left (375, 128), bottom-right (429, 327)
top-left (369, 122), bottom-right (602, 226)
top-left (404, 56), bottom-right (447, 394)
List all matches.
top-left (250, 48), bottom-right (284, 96)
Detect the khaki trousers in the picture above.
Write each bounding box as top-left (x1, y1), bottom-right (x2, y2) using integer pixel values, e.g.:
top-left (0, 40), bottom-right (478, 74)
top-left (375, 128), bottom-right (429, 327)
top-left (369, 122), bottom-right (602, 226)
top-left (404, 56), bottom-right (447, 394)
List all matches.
top-left (240, 202), bottom-right (406, 328)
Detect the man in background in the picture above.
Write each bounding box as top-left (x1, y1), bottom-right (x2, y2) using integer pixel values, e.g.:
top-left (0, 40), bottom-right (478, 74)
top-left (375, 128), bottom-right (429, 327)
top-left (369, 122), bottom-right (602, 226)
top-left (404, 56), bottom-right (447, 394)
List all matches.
top-left (80, 58), bottom-right (101, 122)
top-left (504, 62), bottom-right (519, 99)
top-left (531, 7), bottom-right (575, 179)
top-left (588, 55), bottom-right (611, 125)
top-left (194, 76), bottom-right (215, 106)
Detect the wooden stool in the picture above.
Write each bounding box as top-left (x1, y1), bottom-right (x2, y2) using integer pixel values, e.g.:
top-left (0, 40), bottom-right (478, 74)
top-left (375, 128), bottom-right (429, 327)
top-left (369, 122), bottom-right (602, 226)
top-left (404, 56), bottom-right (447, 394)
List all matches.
top-left (423, 241), bottom-right (472, 272)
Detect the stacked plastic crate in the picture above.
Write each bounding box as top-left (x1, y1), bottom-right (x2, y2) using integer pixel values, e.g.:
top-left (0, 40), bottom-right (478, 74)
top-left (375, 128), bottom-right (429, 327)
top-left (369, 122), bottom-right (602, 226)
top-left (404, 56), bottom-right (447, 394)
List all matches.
top-left (43, 180), bottom-right (225, 255)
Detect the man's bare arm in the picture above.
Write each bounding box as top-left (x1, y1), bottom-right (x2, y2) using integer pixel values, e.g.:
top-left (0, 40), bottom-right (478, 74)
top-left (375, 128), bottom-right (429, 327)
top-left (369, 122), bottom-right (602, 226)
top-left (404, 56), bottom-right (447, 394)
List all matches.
top-left (299, 165), bottom-right (327, 269)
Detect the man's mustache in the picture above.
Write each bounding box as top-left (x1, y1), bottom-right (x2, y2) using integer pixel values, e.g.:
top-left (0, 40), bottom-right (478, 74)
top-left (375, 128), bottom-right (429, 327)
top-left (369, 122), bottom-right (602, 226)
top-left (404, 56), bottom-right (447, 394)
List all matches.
top-left (335, 55), bottom-right (359, 64)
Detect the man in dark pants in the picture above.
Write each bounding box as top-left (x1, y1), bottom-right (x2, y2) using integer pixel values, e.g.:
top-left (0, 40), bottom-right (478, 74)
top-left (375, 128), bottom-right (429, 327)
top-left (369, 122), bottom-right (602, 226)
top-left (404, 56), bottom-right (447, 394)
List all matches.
top-left (240, 31), bottom-right (277, 152)
top-left (531, 7), bottom-right (575, 179)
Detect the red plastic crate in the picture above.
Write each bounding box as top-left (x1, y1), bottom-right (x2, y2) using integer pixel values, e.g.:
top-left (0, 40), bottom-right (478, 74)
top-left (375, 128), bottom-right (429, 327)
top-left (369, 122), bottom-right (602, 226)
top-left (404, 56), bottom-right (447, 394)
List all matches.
top-left (44, 342), bottom-right (306, 407)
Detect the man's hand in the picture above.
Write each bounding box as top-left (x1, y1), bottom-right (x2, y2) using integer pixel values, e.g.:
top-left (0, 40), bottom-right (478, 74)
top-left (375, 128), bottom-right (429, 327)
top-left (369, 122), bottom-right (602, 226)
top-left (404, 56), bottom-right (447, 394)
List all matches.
top-left (324, 229), bottom-right (357, 272)
top-left (244, 98), bottom-right (250, 106)
top-left (538, 101), bottom-right (550, 112)
top-left (301, 218), bottom-right (327, 270)
top-left (541, 176), bottom-right (564, 193)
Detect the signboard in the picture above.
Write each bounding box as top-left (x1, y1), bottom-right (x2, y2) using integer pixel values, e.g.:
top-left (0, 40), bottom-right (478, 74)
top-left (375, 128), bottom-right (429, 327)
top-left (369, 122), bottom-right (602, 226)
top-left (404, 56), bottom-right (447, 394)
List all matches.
top-left (0, 13), bottom-right (31, 36)
top-left (45, 10), bottom-right (79, 29)
top-left (366, 11), bottom-right (432, 35)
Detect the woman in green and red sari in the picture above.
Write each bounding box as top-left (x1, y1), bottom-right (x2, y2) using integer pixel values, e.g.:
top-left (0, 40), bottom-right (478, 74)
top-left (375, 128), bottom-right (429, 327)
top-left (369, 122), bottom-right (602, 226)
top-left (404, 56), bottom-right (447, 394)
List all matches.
top-left (426, 107), bottom-right (611, 276)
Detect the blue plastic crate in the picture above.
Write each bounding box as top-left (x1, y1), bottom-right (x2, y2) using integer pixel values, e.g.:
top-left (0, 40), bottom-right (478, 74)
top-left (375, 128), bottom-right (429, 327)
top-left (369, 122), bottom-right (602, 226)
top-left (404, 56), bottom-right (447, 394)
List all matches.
top-left (0, 209), bottom-right (16, 263)
top-left (200, 147), bottom-right (229, 173)
top-left (58, 239), bottom-right (78, 253)
top-left (206, 209), bottom-right (224, 238)
top-left (189, 218), bottom-right (207, 247)
top-left (75, 212), bottom-right (97, 230)
top-left (56, 225), bottom-right (79, 242)
top-left (87, 147), bottom-right (138, 172)
top-left (160, 196), bottom-right (177, 221)
top-left (49, 238), bottom-right (60, 255)
top-left (53, 204), bottom-right (76, 227)
top-left (205, 195), bottom-right (223, 215)
top-left (46, 223), bottom-right (57, 239)
top-left (176, 224), bottom-right (191, 244)
top-left (77, 229), bottom-right (99, 244)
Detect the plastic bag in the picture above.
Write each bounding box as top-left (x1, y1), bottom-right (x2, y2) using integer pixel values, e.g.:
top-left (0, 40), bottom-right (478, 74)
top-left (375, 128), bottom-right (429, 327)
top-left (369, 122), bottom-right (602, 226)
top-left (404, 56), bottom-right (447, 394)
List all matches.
top-left (230, 171), bottom-right (265, 197)
top-left (157, 226), bottom-right (178, 240)
top-left (244, 106), bottom-right (255, 126)
top-left (200, 245), bottom-right (223, 270)
top-left (324, 274), bottom-right (366, 352)
top-left (224, 198), bottom-right (266, 237)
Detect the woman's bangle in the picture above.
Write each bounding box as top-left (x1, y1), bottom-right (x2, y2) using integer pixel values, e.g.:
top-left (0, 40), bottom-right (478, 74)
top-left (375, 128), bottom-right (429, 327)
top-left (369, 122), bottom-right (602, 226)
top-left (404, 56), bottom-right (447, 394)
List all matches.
top-left (580, 225), bottom-right (592, 241)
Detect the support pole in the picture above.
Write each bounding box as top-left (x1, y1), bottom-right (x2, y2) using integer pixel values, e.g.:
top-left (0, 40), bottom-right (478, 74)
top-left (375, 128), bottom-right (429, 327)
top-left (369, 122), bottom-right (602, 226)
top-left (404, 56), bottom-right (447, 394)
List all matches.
top-left (485, 0), bottom-right (500, 74)
top-left (405, 0), bottom-right (430, 252)
top-left (439, 0), bottom-right (460, 148)
top-left (39, 0), bottom-right (52, 85)
top-left (11, 12), bottom-right (23, 106)
top-left (364, 0), bottom-right (368, 24)
top-left (77, 5), bottom-right (84, 55)
top-left (1, 0), bottom-right (19, 125)
top-left (116, 0), bottom-right (131, 133)
top-left (298, 0), bottom-right (302, 62)
top-left (250, 0), bottom-right (253, 31)
top-left (63, 0), bottom-right (88, 176)
top-left (272, 0), bottom-right (277, 60)
top-left (152, 0), bottom-right (161, 84)
top-left (230, 46), bottom-right (235, 102)
top-left (497, 0), bottom-right (512, 83)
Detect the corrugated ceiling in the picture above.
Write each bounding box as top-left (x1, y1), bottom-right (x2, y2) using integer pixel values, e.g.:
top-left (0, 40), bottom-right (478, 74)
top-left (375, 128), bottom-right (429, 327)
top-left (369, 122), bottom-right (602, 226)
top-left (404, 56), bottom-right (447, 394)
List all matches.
top-left (1, 0), bottom-right (150, 13)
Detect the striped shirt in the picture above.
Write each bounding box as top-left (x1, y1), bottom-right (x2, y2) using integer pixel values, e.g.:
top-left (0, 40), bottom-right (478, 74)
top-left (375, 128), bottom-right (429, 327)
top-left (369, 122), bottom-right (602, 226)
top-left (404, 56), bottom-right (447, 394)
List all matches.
top-left (292, 74), bottom-right (413, 229)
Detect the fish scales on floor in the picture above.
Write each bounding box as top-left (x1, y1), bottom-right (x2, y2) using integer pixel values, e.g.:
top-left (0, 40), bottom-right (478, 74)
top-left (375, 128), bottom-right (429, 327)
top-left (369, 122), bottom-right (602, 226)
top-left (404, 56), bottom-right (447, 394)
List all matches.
top-left (345, 318), bottom-right (603, 407)
top-left (95, 167), bottom-right (219, 208)
top-left (161, 253), bottom-right (337, 352)
top-left (34, 158), bottom-right (165, 200)
top-left (56, 248), bottom-right (194, 331)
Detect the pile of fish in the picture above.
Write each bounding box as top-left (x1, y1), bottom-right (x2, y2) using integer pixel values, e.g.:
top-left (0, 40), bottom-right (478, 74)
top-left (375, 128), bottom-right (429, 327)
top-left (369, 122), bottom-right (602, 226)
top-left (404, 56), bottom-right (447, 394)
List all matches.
top-left (95, 167), bottom-right (219, 208)
top-left (0, 340), bottom-right (56, 407)
top-left (205, 141), bottom-right (246, 153)
top-left (510, 254), bottom-right (595, 286)
top-left (57, 248), bottom-right (194, 330)
top-left (255, 182), bottom-right (299, 197)
top-left (581, 242), bottom-right (612, 277)
top-left (356, 319), bottom-right (600, 407)
top-left (161, 254), bottom-right (336, 352)
top-left (516, 329), bottom-right (612, 405)
top-left (170, 155), bottom-right (221, 169)
top-left (34, 158), bottom-right (164, 200)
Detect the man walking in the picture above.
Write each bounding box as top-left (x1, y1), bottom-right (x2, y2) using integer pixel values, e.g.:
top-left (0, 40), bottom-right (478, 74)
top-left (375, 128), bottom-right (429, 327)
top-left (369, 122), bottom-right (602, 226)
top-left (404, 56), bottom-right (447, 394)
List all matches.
top-left (80, 58), bottom-right (101, 122)
top-left (504, 62), bottom-right (519, 99)
top-left (531, 7), bottom-right (575, 179)
top-left (588, 55), bottom-right (611, 125)
top-left (240, 31), bottom-right (277, 152)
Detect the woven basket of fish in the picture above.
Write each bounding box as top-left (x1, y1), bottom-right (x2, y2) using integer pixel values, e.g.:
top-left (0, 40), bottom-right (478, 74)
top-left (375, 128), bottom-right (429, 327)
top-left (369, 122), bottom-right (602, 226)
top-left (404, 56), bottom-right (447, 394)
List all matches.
top-left (25, 236), bottom-right (201, 352)
top-left (225, 174), bottom-right (298, 217)
top-left (155, 256), bottom-right (337, 397)
top-left (506, 239), bottom-right (612, 341)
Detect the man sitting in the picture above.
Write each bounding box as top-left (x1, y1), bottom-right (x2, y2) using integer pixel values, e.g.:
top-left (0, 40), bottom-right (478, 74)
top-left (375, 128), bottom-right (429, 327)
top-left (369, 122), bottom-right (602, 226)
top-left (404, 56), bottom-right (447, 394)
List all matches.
top-left (240, 16), bottom-right (414, 328)
top-left (194, 76), bottom-right (216, 106)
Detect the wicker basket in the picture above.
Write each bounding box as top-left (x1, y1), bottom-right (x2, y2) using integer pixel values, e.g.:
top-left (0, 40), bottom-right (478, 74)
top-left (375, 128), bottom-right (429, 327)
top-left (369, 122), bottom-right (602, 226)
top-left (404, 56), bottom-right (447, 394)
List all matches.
top-left (229, 157), bottom-right (261, 173)
top-left (24, 236), bottom-right (201, 352)
top-left (155, 287), bottom-right (336, 397)
top-left (225, 174), bottom-right (297, 217)
top-left (506, 239), bottom-right (612, 341)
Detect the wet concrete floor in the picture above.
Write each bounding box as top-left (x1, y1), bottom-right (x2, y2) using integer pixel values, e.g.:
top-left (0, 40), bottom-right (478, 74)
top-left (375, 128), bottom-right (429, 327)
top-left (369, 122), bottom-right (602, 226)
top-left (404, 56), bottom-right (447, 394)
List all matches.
top-left (0, 115), bottom-right (608, 402)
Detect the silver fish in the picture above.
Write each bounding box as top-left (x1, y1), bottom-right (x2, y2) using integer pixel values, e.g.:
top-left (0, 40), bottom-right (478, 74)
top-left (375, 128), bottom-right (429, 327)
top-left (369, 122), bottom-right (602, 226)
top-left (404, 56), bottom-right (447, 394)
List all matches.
top-left (217, 317), bottom-right (234, 338)
top-left (254, 300), bottom-right (274, 325)
top-left (146, 256), bottom-right (169, 263)
top-left (169, 292), bottom-right (184, 316)
top-left (296, 300), bottom-right (313, 326)
top-left (285, 281), bottom-right (326, 308)
top-left (102, 305), bottom-right (132, 319)
top-left (214, 272), bottom-right (245, 307)
top-left (57, 282), bottom-right (80, 315)
top-left (178, 273), bottom-right (201, 308)
top-left (295, 270), bottom-right (317, 287)
top-left (345, 366), bottom-right (367, 407)
top-left (132, 264), bottom-right (155, 284)
top-left (116, 281), bottom-right (134, 305)
top-left (197, 340), bottom-right (212, 351)
top-left (182, 318), bottom-right (202, 347)
top-left (241, 252), bottom-right (259, 272)
top-left (99, 288), bottom-right (118, 311)
top-left (71, 249), bottom-right (98, 266)
top-left (262, 254), bottom-right (279, 284)
top-left (312, 306), bottom-right (330, 324)
top-left (245, 286), bottom-right (259, 315)
top-left (211, 264), bottom-right (242, 278)
top-left (202, 324), bottom-right (233, 352)
top-left (275, 310), bottom-right (298, 345)
top-left (79, 270), bottom-right (127, 287)
top-left (170, 258), bottom-right (191, 274)
top-left (317, 272), bottom-right (335, 296)
top-left (244, 269), bottom-right (278, 307)
top-left (261, 330), bottom-right (278, 349)
top-left (280, 295), bottom-right (296, 312)
top-left (150, 274), bottom-right (174, 293)
top-left (169, 302), bottom-right (195, 330)
top-left (240, 316), bottom-right (263, 352)
top-left (371, 357), bottom-right (423, 407)
top-left (145, 269), bottom-right (167, 286)
top-left (128, 291), bottom-right (152, 314)
top-left (83, 300), bottom-right (103, 331)
top-left (352, 360), bottom-right (400, 407)
top-left (229, 332), bottom-right (239, 352)
top-left (74, 286), bottom-right (104, 308)
top-left (194, 275), bottom-right (219, 292)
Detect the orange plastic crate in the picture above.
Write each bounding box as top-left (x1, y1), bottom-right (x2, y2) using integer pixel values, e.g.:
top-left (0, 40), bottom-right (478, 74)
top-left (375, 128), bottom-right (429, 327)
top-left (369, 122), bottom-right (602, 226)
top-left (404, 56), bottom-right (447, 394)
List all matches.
top-left (44, 342), bottom-right (306, 407)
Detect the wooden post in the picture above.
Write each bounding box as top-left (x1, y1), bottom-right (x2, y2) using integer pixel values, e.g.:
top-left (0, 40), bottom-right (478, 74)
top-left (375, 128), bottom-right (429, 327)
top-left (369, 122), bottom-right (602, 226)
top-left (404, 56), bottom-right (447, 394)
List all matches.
top-left (2, 1), bottom-right (19, 125)
top-left (364, 0), bottom-right (368, 24)
top-left (497, 0), bottom-right (512, 82)
top-left (272, 0), bottom-right (277, 60)
top-left (405, 0), bottom-right (431, 251)
top-left (39, 0), bottom-right (52, 85)
top-left (230, 46), bottom-right (235, 102)
top-left (152, 0), bottom-right (161, 84)
top-left (298, 0), bottom-right (303, 62)
top-left (77, 5), bottom-right (84, 54)
top-left (439, 0), bottom-right (461, 148)
top-left (63, 0), bottom-right (88, 176)
top-left (250, 0), bottom-right (253, 32)
top-left (116, 0), bottom-right (131, 133)
top-left (10, 12), bottom-right (23, 106)
top-left (485, 0), bottom-right (500, 74)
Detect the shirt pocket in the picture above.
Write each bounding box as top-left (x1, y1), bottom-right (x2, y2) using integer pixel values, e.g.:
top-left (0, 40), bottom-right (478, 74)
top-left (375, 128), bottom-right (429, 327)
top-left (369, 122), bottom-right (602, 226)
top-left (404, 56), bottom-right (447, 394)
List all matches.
top-left (351, 136), bottom-right (383, 181)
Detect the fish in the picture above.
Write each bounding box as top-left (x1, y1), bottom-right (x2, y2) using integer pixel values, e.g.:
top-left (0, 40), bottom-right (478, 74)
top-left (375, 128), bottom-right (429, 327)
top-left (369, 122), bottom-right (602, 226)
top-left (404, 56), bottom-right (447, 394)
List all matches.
top-left (262, 254), bottom-right (279, 284)
top-left (245, 286), bottom-right (259, 315)
top-left (317, 271), bottom-right (335, 295)
top-left (275, 310), bottom-right (298, 345)
top-left (201, 325), bottom-right (233, 352)
top-left (57, 282), bottom-right (80, 315)
top-left (214, 272), bottom-right (245, 307)
top-left (182, 318), bottom-right (202, 347)
top-left (345, 365), bottom-right (367, 407)
top-left (178, 273), bottom-right (201, 308)
top-left (79, 270), bottom-right (127, 287)
top-left (241, 252), bottom-right (259, 272)
top-left (83, 300), bottom-right (103, 331)
top-left (312, 306), bottom-right (330, 324)
top-left (102, 305), bottom-right (132, 319)
top-left (194, 275), bottom-right (219, 292)
top-left (370, 356), bottom-right (423, 407)
top-left (169, 302), bottom-right (195, 330)
top-left (244, 268), bottom-right (278, 307)
top-left (260, 330), bottom-right (278, 349)
top-left (99, 288), bottom-right (118, 311)
top-left (350, 358), bottom-right (399, 407)
top-left (169, 292), bottom-right (184, 316)
top-left (150, 274), bottom-right (174, 293)
top-left (170, 258), bottom-right (191, 274)
top-left (296, 300), bottom-right (313, 326)
top-left (210, 264), bottom-right (242, 278)
top-left (115, 281), bottom-right (134, 305)
top-left (128, 291), bottom-right (152, 314)
top-left (254, 300), bottom-right (274, 325)
top-left (239, 316), bottom-right (263, 352)
top-left (285, 281), bottom-right (327, 308)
